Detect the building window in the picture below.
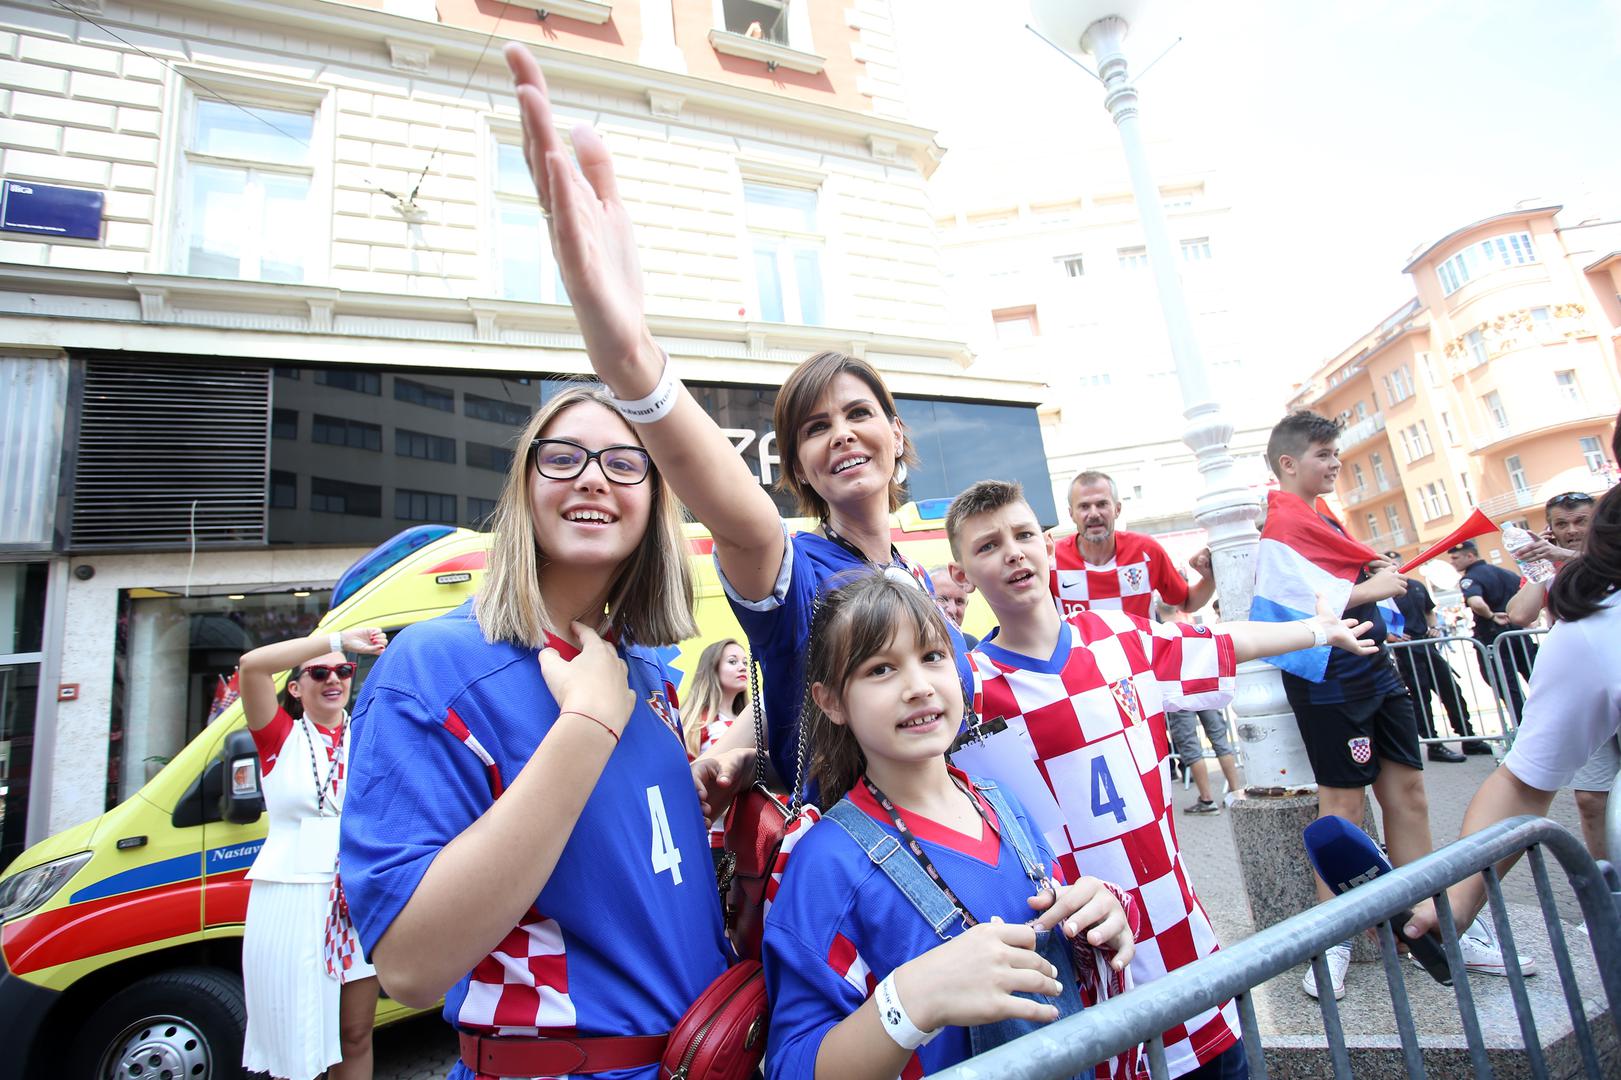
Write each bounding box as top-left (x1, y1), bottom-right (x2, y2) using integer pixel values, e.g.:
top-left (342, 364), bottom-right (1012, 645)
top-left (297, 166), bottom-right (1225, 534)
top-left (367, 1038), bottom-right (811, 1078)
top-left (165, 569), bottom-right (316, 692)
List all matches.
top-left (992, 307), bottom-right (1038, 342)
top-left (1160, 188), bottom-right (1198, 210)
top-left (744, 181), bottom-right (824, 326)
top-left (1385, 505), bottom-right (1403, 537)
top-left (1390, 365), bottom-right (1413, 402)
top-left (1531, 306), bottom-right (1551, 324)
top-left (310, 477), bottom-right (381, 517)
top-left (1580, 435), bottom-right (1607, 473)
top-left (1350, 463), bottom-right (1366, 491)
top-left (1116, 246), bottom-right (1148, 270)
top-left (466, 496), bottom-right (498, 527)
top-left (1179, 237), bottom-right (1212, 262)
top-left (464, 393), bottom-right (531, 427)
top-left (395, 377), bottom-right (455, 412)
top-left (1458, 470), bottom-right (1475, 505)
top-left (1436, 230), bottom-right (1537, 295)
top-left (1465, 329), bottom-right (1488, 367)
top-left (311, 414), bottom-right (382, 452)
top-left (1056, 254), bottom-right (1085, 278)
top-left (720, 0), bottom-right (792, 45)
top-left (1365, 512), bottom-right (1379, 537)
top-left (1506, 455), bottom-right (1529, 494)
top-left (395, 488), bottom-right (457, 523)
top-left (1400, 421), bottom-right (1432, 462)
top-left (494, 141), bottom-right (567, 304)
top-left (1555, 369), bottom-right (1581, 404)
top-left (269, 470), bottom-right (297, 509)
top-left (1420, 352), bottom-right (1439, 386)
top-left (272, 408), bottom-right (298, 440)
top-left (1440, 410), bottom-right (1459, 445)
top-left (313, 369), bottom-right (381, 395)
top-left (179, 97), bottom-right (318, 283)
top-left (1420, 481), bottom-right (1452, 521)
top-left (396, 429), bottom-right (456, 464)
top-left (1371, 452), bottom-right (1388, 487)
top-left (1483, 390), bottom-right (1508, 430)
top-left (466, 441), bottom-right (514, 473)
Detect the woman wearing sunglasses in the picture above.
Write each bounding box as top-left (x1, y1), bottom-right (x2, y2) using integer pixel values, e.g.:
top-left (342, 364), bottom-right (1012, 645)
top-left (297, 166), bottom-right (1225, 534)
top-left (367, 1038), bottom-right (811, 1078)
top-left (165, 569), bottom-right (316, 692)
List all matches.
top-left (338, 384), bottom-right (746, 1080)
top-left (237, 626), bottom-right (389, 1080)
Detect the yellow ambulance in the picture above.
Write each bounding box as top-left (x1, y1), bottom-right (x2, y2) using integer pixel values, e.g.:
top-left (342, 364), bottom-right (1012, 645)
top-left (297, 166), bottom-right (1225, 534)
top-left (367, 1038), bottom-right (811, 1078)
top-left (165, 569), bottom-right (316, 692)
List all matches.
top-left (0, 503), bottom-right (968, 1080)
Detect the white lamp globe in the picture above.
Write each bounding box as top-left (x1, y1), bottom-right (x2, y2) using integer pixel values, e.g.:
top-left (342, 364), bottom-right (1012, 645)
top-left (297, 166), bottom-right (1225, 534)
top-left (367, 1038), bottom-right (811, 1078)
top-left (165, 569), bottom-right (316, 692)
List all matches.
top-left (1026, 0), bottom-right (1151, 54)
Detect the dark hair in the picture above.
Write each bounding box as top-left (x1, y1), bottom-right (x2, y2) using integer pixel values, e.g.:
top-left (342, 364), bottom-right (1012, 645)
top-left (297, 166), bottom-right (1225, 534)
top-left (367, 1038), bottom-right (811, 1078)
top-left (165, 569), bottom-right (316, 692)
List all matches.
top-left (772, 351), bottom-right (918, 519)
top-left (1547, 485), bottom-right (1621, 623)
top-left (278, 665), bottom-right (309, 719)
top-left (945, 478), bottom-right (1026, 559)
top-left (1266, 410), bottom-right (1342, 478)
top-left (803, 572), bottom-right (956, 808)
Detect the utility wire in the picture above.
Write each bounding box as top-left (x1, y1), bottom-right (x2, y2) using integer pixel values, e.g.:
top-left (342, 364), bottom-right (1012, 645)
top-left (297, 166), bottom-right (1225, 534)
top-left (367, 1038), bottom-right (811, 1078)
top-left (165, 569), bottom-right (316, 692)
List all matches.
top-left (400, 0), bottom-right (513, 206)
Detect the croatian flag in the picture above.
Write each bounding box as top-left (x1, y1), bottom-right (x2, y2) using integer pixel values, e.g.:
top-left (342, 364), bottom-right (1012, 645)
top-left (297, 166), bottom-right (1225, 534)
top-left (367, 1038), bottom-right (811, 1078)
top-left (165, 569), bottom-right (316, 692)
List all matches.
top-left (1252, 491), bottom-right (1380, 681)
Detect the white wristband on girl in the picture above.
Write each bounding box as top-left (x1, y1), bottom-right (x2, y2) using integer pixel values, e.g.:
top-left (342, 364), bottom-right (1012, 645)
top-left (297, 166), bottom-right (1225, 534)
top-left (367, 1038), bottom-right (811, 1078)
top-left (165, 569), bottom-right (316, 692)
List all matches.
top-left (874, 971), bottom-right (940, 1050)
top-left (329, 632), bottom-right (344, 655)
top-left (1298, 620), bottom-right (1328, 648)
top-left (603, 347), bottom-right (681, 424)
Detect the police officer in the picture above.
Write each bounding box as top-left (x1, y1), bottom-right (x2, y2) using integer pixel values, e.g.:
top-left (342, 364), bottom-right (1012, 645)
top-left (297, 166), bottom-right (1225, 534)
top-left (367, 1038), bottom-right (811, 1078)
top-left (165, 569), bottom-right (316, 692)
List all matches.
top-left (1384, 551), bottom-right (1484, 761)
top-left (1446, 539), bottom-right (1538, 723)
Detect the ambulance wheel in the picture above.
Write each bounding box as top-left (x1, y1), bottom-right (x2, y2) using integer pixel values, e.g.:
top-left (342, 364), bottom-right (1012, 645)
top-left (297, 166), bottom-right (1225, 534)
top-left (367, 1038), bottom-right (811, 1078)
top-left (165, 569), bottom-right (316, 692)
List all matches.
top-left (73, 967), bottom-right (247, 1080)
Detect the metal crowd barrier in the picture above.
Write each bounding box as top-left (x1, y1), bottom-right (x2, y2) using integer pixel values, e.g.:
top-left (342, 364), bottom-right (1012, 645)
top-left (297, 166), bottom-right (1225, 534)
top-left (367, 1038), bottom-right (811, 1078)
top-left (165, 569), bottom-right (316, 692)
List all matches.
top-left (1491, 627), bottom-right (1549, 730)
top-left (1384, 635), bottom-right (1516, 752)
top-left (931, 816), bottom-right (1621, 1080)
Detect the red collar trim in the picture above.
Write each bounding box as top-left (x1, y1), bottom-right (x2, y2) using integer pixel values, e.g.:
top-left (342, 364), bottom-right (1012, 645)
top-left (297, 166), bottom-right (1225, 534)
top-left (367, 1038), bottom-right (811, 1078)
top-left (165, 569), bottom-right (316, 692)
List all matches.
top-left (542, 628), bottom-right (618, 661)
top-left (850, 766), bottom-right (1001, 865)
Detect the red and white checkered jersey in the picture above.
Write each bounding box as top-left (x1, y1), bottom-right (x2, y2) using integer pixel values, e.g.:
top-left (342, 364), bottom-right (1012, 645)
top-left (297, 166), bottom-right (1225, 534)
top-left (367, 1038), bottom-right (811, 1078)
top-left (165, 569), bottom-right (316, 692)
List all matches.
top-left (1051, 530), bottom-right (1189, 621)
top-left (966, 612), bottom-right (1239, 1077)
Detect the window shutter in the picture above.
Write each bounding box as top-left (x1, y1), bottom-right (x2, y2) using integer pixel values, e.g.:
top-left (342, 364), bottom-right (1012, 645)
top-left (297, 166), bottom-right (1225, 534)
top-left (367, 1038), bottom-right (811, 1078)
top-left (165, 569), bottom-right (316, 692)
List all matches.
top-left (71, 356), bottom-right (270, 549)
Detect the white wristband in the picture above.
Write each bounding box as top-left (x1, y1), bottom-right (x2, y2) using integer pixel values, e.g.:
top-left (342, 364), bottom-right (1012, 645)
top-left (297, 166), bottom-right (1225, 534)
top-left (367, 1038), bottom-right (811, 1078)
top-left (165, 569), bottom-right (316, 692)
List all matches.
top-left (1298, 619), bottom-right (1327, 648)
top-left (602, 347), bottom-right (680, 424)
top-left (874, 972), bottom-right (940, 1050)
top-left (329, 632), bottom-right (344, 655)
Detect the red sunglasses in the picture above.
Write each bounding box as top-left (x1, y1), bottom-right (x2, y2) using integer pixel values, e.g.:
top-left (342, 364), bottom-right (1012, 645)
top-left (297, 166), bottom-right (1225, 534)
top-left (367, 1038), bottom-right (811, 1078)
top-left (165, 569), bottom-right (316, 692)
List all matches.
top-left (303, 663), bottom-right (356, 681)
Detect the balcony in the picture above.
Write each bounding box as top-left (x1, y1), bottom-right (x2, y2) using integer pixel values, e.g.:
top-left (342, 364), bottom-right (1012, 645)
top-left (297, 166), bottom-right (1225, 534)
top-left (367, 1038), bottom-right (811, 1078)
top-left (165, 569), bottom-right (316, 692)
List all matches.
top-left (1342, 476), bottom-right (1396, 506)
top-left (1469, 398), bottom-right (1620, 453)
top-left (1340, 411), bottom-right (1387, 451)
top-left (1476, 474), bottom-right (1614, 519)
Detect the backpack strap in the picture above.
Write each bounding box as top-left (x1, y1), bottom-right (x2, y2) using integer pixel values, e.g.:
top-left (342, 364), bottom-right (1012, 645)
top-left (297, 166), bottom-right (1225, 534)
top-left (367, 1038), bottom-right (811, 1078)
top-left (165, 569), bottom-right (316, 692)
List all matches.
top-left (972, 778), bottom-right (1047, 886)
top-left (824, 799), bottom-right (962, 940)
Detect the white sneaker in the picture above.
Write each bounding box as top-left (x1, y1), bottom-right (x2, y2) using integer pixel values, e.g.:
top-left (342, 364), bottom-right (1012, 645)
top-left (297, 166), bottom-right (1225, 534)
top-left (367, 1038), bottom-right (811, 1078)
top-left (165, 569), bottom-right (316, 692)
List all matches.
top-left (1303, 943), bottom-right (1351, 1000)
top-left (1459, 920), bottom-right (1538, 977)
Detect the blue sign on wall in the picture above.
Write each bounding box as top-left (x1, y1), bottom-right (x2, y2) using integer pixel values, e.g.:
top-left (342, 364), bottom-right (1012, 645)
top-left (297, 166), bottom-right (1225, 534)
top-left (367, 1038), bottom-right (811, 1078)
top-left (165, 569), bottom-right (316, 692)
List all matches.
top-left (1, 179), bottom-right (104, 240)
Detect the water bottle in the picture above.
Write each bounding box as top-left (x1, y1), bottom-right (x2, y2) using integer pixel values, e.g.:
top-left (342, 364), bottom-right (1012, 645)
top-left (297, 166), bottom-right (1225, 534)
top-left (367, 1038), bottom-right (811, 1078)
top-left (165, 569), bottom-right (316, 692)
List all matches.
top-left (1500, 522), bottom-right (1556, 584)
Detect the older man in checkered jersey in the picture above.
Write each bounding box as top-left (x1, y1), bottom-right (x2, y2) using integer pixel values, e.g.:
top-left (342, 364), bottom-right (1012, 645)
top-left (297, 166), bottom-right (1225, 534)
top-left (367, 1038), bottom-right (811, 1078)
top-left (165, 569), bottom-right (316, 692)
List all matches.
top-left (1051, 470), bottom-right (1216, 622)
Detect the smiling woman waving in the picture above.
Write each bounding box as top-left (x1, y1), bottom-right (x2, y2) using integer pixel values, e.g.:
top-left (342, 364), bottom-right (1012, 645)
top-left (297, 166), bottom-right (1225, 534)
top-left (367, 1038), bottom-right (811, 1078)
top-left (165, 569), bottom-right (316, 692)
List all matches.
top-left (503, 44), bottom-right (972, 790)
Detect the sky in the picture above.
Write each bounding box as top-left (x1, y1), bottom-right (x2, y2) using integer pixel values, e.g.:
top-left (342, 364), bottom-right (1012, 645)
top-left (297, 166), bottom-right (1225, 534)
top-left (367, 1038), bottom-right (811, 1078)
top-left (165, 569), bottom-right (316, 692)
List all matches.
top-left (891, 0), bottom-right (1621, 394)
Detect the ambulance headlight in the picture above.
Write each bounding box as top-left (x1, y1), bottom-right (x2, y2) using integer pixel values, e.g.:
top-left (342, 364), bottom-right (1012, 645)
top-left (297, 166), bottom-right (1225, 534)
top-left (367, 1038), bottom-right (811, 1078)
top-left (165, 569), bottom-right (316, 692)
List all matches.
top-left (0, 851), bottom-right (93, 923)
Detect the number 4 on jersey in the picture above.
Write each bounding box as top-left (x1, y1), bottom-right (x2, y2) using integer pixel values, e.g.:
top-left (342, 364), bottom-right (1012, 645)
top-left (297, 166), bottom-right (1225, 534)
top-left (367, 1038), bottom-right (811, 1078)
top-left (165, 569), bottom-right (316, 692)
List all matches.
top-left (1090, 757), bottom-right (1127, 824)
top-left (647, 785), bottom-right (684, 885)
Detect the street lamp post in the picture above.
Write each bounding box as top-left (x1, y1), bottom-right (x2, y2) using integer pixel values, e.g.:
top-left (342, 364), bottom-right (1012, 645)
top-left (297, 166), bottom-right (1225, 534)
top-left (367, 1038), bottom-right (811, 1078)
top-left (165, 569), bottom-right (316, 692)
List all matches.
top-left (1026, 2), bottom-right (1312, 788)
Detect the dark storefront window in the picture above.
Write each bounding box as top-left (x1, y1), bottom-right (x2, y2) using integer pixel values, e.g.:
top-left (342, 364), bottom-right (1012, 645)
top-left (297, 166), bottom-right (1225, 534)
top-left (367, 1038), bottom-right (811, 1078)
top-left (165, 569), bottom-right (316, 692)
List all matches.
top-left (895, 398), bottom-right (1058, 526)
top-left (1, 562), bottom-right (48, 865)
top-left (397, 429), bottom-right (457, 464)
top-left (311, 477), bottom-right (382, 517)
top-left (269, 470), bottom-right (297, 509)
top-left (313, 414), bottom-right (382, 452)
top-left (466, 441), bottom-right (513, 473)
top-left (464, 393), bottom-right (531, 427)
top-left (272, 408), bottom-right (298, 439)
top-left (314, 369), bottom-right (380, 395)
top-left (396, 377), bottom-right (454, 412)
top-left (395, 488), bottom-right (457, 522)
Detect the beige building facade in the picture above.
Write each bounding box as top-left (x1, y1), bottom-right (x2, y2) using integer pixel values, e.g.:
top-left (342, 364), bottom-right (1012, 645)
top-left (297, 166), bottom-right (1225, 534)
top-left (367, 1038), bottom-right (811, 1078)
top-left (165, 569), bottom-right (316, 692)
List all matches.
top-left (0, 0), bottom-right (1054, 846)
top-left (1291, 204), bottom-right (1621, 565)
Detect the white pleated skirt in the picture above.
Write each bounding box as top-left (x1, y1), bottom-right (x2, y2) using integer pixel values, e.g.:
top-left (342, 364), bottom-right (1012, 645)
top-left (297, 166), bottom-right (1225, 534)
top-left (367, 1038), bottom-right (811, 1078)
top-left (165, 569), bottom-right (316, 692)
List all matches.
top-left (242, 878), bottom-right (376, 1080)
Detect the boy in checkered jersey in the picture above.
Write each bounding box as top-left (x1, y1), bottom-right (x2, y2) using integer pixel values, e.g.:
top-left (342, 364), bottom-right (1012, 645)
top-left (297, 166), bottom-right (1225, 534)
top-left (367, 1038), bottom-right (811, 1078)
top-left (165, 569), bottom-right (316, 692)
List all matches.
top-left (945, 480), bottom-right (1378, 1080)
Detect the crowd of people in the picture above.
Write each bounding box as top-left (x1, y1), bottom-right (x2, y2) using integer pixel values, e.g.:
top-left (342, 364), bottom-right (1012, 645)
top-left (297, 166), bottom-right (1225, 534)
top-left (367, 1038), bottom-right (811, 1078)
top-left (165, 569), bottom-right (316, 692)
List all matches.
top-left (228, 43), bottom-right (1620, 1080)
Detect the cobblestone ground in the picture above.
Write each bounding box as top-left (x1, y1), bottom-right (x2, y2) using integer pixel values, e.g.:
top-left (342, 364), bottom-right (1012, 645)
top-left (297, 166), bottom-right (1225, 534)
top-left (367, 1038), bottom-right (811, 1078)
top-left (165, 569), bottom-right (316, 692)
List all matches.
top-left (370, 752), bottom-right (1592, 1079)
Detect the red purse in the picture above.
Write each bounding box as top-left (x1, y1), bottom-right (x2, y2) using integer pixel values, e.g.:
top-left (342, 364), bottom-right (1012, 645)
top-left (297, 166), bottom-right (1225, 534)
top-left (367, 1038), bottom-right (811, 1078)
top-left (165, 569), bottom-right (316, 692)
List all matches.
top-left (716, 660), bottom-right (814, 962)
top-left (659, 958), bottom-right (769, 1080)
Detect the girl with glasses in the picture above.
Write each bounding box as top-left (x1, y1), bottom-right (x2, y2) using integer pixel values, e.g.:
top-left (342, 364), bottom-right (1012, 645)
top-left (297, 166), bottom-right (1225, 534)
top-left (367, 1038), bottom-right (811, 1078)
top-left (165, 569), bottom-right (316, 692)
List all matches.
top-left (237, 625), bottom-right (388, 1080)
top-left (503, 45), bottom-right (972, 793)
top-left (339, 384), bottom-right (748, 1080)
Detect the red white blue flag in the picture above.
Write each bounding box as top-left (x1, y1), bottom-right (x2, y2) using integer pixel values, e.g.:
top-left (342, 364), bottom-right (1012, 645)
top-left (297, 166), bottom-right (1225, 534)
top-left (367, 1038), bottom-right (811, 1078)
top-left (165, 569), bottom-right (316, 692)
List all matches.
top-left (1252, 491), bottom-right (1379, 681)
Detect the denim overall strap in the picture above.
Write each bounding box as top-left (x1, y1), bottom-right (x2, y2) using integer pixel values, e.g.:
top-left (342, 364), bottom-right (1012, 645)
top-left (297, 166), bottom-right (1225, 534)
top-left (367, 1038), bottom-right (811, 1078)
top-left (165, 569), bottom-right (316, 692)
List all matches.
top-left (972, 779), bottom-right (1046, 887)
top-left (824, 799), bottom-right (963, 940)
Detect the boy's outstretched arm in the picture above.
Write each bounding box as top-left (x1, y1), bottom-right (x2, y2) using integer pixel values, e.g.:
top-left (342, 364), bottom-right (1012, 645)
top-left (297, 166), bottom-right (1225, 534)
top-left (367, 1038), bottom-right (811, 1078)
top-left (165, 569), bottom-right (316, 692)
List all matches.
top-left (1221, 594), bottom-right (1378, 664)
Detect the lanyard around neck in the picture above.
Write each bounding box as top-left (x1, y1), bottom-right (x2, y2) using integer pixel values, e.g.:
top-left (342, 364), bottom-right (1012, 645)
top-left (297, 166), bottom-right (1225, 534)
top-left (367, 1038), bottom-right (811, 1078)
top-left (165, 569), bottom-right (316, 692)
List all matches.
top-left (822, 521), bottom-right (928, 591)
top-left (301, 716), bottom-right (346, 817)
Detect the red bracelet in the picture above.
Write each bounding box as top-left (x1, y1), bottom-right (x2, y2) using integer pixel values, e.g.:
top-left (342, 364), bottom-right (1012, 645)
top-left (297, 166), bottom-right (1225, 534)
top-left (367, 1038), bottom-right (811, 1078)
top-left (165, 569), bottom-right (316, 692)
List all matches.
top-left (561, 710), bottom-right (619, 743)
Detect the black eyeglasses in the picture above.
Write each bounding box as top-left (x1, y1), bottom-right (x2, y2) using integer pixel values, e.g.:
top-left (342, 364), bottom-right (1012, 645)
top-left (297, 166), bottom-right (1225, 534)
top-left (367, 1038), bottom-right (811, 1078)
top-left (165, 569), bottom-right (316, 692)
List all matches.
top-left (304, 663), bottom-right (356, 681)
top-left (530, 438), bottom-right (652, 486)
top-left (1545, 491), bottom-right (1595, 512)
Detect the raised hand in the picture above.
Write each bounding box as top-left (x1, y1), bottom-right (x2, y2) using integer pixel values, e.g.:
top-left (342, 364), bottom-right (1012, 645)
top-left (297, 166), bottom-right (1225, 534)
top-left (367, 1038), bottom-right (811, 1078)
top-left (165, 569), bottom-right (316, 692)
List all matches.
top-left (891, 919), bottom-right (1064, 1030)
top-left (1313, 594), bottom-right (1378, 656)
top-left (504, 43), bottom-right (656, 391)
top-left (339, 627), bottom-right (388, 655)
